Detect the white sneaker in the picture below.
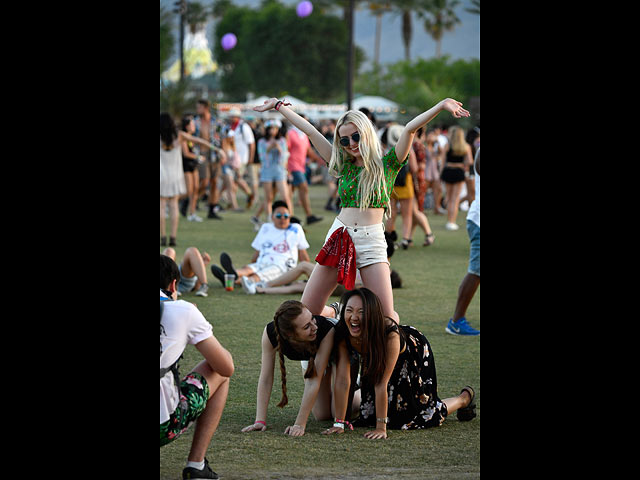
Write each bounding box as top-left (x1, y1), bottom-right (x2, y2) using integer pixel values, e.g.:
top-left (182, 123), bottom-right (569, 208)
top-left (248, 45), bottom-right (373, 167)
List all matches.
top-left (445, 222), bottom-right (460, 231)
top-left (195, 283), bottom-right (209, 297)
top-left (241, 276), bottom-right (256, 294)
top-left (188, 213), bottom-right (203, 222)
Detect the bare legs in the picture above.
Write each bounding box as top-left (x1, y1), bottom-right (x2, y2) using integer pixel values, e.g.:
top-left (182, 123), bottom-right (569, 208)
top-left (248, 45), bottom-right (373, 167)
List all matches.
top-left (160, 196), bottom-right (179, 240)
top-left (162, 247), bottom-right (210, 289)
top-left (301, 262), bottom-right (398, 323)
top-left (187, 361), bottom-right (231, 463)
top-left (453, 273), bottom-right (480, 322)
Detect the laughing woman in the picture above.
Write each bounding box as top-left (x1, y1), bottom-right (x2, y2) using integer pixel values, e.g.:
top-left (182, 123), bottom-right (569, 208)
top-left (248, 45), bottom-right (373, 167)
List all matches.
top-left (324, 288), bottom-right (477, 439)
top-left (241, 300), bottom-right (359, 437)
top-left (253, 98), bottom-right (469, 324)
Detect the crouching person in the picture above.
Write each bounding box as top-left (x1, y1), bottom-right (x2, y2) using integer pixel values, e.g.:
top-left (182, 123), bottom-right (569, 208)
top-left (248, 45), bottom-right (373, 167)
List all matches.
top-left (160, 254), bottom-right (234, 480)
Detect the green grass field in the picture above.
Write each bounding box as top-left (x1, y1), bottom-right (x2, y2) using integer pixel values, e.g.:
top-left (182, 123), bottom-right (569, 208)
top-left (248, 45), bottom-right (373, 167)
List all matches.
top-left (160, 184), bottom-right (479, 479)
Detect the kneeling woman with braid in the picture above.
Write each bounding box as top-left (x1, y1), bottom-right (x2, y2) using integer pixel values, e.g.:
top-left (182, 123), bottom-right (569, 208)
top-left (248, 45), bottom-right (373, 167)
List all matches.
top-left (242, 300), bottom-right (360, 436)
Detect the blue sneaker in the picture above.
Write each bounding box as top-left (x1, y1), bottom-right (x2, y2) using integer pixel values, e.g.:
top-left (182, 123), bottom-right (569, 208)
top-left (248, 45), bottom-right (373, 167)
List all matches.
top-left (446, 317), bottom-right (480, 336)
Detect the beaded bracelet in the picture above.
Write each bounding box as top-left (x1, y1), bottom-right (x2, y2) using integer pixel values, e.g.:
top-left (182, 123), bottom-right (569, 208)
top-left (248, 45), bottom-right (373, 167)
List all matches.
top-left (333, 418), bottom-right (354, 430)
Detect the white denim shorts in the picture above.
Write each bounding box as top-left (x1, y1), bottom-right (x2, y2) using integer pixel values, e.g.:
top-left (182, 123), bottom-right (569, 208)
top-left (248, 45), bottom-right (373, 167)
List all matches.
top-left (324, 217), bottom-right (389, 269)
top-left (246, 262), bottom-right (286, 283)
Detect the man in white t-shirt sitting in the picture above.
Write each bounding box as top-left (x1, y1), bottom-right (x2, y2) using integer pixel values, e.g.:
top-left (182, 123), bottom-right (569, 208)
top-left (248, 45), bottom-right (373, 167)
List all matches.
top-left (210, 200), bottom-right (311, 288)
top-left (160, 254), bottom-right (234, 479)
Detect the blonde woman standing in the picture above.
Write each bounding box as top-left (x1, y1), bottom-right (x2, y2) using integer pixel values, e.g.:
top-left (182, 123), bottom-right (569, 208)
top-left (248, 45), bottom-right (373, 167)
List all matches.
top-left (441, 126), bottom-right (473, 230)
top-left (254, 98), bottom-right (469, 322)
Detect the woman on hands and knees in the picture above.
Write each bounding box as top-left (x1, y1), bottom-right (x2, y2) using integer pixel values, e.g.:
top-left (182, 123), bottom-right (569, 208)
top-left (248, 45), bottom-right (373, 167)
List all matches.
top-left (241, 300), bottom-right (360, 437)
top-left (323, 288), bottom-right (476, 440)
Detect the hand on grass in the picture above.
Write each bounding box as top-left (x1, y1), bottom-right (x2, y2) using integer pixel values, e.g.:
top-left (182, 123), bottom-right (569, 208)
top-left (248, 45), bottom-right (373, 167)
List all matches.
top-left (321, 426), bottom-right (344, 435)
top-left (241, 422), bottom-right (266, 432)
top-left (284, 424), bottom-right (305, 437)
top-left (363, 428), bottom-right (387, 440)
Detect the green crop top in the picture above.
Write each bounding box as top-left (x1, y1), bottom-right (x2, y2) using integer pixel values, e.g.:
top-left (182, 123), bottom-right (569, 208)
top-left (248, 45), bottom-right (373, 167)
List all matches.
top-left (338, 147), bottom-right (408, 208)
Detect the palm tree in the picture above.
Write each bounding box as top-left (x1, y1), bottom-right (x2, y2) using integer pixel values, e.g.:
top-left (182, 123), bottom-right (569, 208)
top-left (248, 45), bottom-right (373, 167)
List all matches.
top-left (419, 0), bottom-right (461, 58)
top-left (184, 1), bottom-right (209, 34)
top-left (465, 0), bottom-right (480, 15)
top-left (160, 6), bottom-right (175, 77)
top-left (367, 2), bottom-right (392, 67)
top-left (386, 0), bottom-right (424, 61)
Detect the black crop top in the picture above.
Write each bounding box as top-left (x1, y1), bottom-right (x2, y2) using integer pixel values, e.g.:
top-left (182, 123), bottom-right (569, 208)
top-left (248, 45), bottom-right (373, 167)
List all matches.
top-left (266, 315), bottom-right (336, 361)
top-left (446, 149), bottom-right (466, 164)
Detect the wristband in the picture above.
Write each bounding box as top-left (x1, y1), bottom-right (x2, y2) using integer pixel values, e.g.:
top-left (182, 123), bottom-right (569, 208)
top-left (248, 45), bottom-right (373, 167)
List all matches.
top-left (376, 417), bottom-right (389, 424)
top-left (255, 420), bottom-right (266, 426)
top-left (274, 99), bottom-right (291, 111)
top-left (334, 418), bottom-right (353, 430)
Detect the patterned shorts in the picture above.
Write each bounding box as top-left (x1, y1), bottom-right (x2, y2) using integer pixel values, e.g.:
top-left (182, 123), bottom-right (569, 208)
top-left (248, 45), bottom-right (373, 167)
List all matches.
top-left (159, 372), bottom-right (210, 447)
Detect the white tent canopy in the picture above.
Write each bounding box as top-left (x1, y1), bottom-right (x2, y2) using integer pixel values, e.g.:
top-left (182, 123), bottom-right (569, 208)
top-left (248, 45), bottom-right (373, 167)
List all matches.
top-left (217, 94), bottom-right (402, 123)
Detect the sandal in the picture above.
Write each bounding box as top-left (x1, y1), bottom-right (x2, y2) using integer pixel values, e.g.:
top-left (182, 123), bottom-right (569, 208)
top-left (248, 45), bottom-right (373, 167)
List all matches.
top-left (456, 385), bottom-right (476, 422)
top-left (401, 238), bottom-right (413, 250)
top-left (423, 233), bottom-right (435, 246)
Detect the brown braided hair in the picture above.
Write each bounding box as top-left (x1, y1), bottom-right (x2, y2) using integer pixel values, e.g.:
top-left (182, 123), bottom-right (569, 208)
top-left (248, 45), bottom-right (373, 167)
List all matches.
top-left (273, 300), bottom-right (318, 408)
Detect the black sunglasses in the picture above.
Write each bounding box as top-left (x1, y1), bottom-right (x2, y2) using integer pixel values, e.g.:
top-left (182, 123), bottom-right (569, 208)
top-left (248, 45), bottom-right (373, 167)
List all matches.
top-left (274, 213), bottom-right (290, 219)
top-left (339, 132), bottom-right (360, 147)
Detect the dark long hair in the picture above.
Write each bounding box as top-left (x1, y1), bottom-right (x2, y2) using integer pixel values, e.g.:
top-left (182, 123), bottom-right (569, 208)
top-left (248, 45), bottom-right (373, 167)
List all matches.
top-left (272, 300), bottom-right (318, 408)
top-left (160, 112), bottom-right (178, 149)
top-left (337, 288), bottom-right (393, 386)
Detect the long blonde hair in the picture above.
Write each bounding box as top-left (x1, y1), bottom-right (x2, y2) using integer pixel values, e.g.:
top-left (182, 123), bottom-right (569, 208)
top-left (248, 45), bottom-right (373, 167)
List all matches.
top-left (329, 110), bottom-right (389, 212)
top-left (449, 126), bottom-right (469, 156)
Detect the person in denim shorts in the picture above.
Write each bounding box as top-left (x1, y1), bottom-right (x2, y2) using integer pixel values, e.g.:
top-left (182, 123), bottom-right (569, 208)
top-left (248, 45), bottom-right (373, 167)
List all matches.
top-left (446, 148), bottom-right (480, 336)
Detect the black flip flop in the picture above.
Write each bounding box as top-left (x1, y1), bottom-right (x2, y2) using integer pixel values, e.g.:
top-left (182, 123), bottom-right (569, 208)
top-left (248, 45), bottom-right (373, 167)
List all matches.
top-left (456, 385), bottom-right (476, 422)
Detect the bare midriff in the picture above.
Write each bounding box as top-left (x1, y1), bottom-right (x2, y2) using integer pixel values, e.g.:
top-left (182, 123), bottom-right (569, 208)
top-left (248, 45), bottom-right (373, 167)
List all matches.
top-left (337, 207), bottom-right (385, 227)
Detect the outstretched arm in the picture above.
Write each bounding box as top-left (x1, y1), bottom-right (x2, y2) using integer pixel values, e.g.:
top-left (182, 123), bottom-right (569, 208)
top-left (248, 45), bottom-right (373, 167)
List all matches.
top-left (179, 130), bottom-right (215, 150)
top-left (395, 98), bottom-right (470, 164)
top-left (321, 339), bottom-right (351, 435)
top-left (241, 327), bottom-right (276, 432)
top-left (285, 329), bottom-right (336, 436)
top-left (254, 98), bottom-right (333, 163)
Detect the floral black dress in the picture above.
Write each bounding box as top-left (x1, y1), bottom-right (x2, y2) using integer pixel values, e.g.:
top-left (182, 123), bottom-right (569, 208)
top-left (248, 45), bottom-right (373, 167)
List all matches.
top-left (351, 323), bottom-right (448, 430)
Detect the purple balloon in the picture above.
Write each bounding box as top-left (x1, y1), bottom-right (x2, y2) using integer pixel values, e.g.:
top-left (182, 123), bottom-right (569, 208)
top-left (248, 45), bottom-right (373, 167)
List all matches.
top-left (296, 1), bottom-right (313, 18)
top-left (221, 33), bottom-right (237, 51)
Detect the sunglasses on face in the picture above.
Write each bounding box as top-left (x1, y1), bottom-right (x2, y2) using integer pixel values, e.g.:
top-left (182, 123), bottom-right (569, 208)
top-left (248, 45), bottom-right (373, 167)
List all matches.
top-left (274, 213), bottom-right (290, 219)
top-left (339, 132), bottom-right (361, 147)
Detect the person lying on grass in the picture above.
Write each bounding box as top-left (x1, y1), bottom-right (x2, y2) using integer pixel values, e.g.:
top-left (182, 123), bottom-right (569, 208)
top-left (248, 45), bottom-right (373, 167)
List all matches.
top-left (241, 300), bottom-right (360, 437)
top-left (323, 287), bottom-right (476, 440)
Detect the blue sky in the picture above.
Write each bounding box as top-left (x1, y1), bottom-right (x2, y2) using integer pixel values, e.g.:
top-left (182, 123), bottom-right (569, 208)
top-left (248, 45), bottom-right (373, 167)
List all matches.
top-left (161, 0), bottom-right (479, 68)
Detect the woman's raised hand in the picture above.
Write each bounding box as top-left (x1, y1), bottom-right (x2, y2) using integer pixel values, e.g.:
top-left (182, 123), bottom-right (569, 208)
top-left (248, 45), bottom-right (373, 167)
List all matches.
top-left (441, 98), bottom-right (470, 118)
top-left (241, 422), bottom-right (267, 432)
top-left (253, 97), bottom-right (279, 112)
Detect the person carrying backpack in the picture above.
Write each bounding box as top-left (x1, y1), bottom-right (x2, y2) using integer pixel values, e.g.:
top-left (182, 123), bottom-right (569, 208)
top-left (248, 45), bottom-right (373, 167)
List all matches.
top-left (160, 254), bottom-right (234, 479)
